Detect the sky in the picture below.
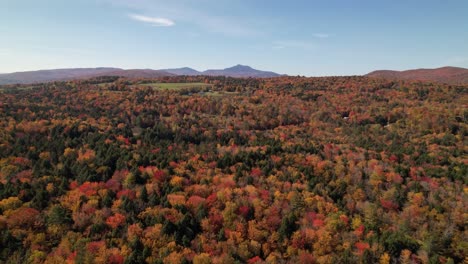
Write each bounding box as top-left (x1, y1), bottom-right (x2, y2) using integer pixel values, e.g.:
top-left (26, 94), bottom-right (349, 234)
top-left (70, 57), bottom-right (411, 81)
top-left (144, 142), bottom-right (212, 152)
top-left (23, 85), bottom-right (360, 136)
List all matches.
top-left (1, 0), bottom-right (467, 76)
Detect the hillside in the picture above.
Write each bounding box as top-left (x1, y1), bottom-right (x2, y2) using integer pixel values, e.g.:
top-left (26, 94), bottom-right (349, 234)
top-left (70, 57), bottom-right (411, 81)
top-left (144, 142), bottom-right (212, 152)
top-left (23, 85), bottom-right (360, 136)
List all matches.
top-left (0, 65), bottom-right (281, 85)
top-left (203, 64), bottom-right (281, 78)
top-left (366, 66), bottom-right (468, 85)
top-left (138, 65), bottom-right (281, 78)
top-left (0, 68), bottom-right (174, 85)
top-left (162, 67), bottom-right (202, 76)
top-left (0, 68), bottom-right (121, 85)
top-left (103, 69), bottom-right (175, 79)
top-left (0, 75), bottom-right (466, 263)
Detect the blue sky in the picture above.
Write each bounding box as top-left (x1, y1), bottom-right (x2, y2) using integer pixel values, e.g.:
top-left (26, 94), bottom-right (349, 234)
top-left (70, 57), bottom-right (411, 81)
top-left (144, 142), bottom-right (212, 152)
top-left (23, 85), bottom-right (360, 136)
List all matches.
top-left (1, 0), bottom-right (467, 76)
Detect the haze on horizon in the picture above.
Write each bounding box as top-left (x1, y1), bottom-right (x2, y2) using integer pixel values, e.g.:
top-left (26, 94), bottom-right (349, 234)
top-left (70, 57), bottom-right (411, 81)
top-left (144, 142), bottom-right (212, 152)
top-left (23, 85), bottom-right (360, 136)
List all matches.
top-left (1, 0), bottom-right (467, 76)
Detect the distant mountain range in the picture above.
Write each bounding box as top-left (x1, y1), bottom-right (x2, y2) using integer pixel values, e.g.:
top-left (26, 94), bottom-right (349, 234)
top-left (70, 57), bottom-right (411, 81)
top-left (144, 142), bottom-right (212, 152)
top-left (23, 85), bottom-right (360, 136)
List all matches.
top-left (0, 68), bottom-right (120, 85)
top-left (162, 65), bottom-right (282, 78)
top-left (0, 68), bottom-right (174, 85)
top-left (366, 66), bottom-right (468, 85)
top-left (0, 65), bottom-right (281, 85)
top-left (2, 65), bottom-right (467, 85)
top-left (162, 67), bottom-right (202, 76)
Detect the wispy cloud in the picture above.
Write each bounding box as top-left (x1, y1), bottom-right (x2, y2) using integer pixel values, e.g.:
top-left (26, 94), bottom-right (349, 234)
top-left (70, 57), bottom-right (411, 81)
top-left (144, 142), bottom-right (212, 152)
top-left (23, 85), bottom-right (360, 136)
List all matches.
top-left (272, 40), bottom-right (316, 50)
top-left (102, 0), bottom-right (258, 37)
top-left (128, 14), bottom-right (175, 27)
top-left (0, 46), bottom-right (93, 57)
top-left (312, 33), bottom-right (330, 39)
top-left (272, 45), bottom-right (285, 50)
top-left (444, 57), bottom-right (468, 65)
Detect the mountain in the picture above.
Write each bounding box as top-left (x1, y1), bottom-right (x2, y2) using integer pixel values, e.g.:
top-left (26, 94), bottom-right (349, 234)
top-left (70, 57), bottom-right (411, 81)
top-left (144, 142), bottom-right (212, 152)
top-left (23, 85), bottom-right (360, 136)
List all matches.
top-left (161, 67), bottom-right (201, 76)
top-left (0, 68), bottom-right (171, 85)
top-left (366, 66), bottom-right (468, 85)
top-left (202, 64), bottom-right (281, 78)
top-left (0, 68), bottom-right (120, 85)
top-left (163, 65), bottom-right (281, 77)
top-left (102, 69), bottom-right (175, 79)
top-left (0, 65), bottom-right (282, 85)
top-left (0, 68), bottom-right (174, 85)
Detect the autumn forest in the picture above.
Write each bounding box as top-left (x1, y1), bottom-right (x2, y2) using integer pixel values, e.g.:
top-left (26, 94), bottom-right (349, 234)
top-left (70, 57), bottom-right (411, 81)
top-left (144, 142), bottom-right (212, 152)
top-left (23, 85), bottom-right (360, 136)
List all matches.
top-left (0, 75), bottom-right (466, 264)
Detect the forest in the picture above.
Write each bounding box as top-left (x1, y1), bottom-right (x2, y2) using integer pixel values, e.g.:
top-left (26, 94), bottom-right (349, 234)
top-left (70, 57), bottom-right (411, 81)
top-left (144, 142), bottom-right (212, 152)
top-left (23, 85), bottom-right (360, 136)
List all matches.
top-left (0, 75), bottom-right (466, 264)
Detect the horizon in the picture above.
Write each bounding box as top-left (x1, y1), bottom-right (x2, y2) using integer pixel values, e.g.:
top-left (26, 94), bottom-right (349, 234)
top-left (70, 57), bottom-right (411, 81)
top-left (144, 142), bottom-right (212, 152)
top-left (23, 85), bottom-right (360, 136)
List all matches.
top-left (1, 0), bottom-right (468, 76)
top-left (1, 64), bottom-right (468, 77)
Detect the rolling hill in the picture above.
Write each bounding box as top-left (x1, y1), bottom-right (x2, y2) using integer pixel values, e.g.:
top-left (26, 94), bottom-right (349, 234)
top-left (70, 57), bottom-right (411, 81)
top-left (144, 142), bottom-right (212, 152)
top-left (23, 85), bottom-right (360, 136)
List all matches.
top-left (101, 69), bottom-right (175, 79)
top-left (0, 68), bottom-right (121, 85)
top-left (202, 64), bottom-right (281, 78)
top-left (163, 65), bottom-right (281, 78)
top-left (161, 67), bottom-right (202, 76)
top-left (0, 65), bottom-right (282, 85)
top-left (366, 66), bottom-right (468, 85)
top-left (0, 68), bottom-right (174, 85)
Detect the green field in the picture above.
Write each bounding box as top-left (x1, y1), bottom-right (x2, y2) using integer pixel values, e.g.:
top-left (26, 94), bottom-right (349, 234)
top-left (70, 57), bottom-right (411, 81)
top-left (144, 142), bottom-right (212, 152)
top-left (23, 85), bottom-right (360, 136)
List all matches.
top-left (0, 86), bottom-right (37, 93)
top-left (136, 82), bottom-right (212, 90)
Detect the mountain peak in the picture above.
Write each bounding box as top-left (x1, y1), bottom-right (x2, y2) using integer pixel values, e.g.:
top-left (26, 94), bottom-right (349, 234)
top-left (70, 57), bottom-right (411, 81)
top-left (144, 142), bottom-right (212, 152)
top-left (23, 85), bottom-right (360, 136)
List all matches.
top-left (0, 65), bottom-right (283, 84)
top-left (202, 65), bottom-right (280, 78)
top-left (228, 64), bottom-right (253, 70)
top-left (161, 67), bottom-right (201, 76)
